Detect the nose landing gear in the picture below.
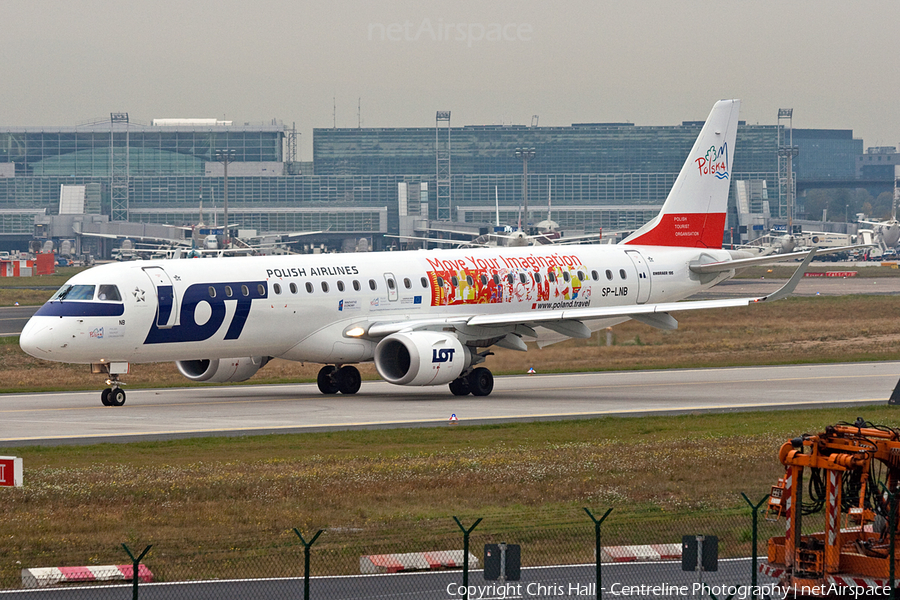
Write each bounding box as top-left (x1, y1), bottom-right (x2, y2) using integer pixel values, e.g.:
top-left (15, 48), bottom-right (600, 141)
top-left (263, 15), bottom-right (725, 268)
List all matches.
top-left (101, 381), bottom-right (127, 407)
top-left (92, 363), bottom-right (129, 407)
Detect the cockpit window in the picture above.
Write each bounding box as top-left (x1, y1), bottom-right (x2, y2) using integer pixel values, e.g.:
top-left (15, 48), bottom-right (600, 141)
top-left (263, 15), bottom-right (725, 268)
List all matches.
top-left (97, 285), bottom-right (122, 301)
top-left (51, 284), bottom-right (95, 301)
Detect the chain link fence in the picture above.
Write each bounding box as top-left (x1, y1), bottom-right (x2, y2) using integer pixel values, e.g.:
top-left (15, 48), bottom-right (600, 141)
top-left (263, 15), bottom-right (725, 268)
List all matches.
top-left (0, 495), bottom-right (823, 600)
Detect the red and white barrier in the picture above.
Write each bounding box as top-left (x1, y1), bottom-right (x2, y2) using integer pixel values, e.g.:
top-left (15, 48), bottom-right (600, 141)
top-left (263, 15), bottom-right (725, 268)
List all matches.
top-left (21, 564), bottom-right (153, 588)
top-left (759, 563), bottom-right (785, 579)
top-left (599, 543), bottom-right (681, 563)
top-left (360, 550), bottom-right (477, 574)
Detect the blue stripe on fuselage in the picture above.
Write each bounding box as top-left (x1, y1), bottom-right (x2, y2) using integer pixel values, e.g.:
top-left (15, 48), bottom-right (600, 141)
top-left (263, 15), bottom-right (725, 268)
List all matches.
top-left (34, 301), bottom-right (125, 318)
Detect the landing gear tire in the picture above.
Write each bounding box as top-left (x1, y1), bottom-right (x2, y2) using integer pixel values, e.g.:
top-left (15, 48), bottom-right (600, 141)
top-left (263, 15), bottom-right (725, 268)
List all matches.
top-left (107, 388), bottom-right (126, 407)
top-left (468, 367), bottom-right (494, 397)
top-left (337, 366), bottom-right (361, 395)
top-left (449, 377), bottom-right (470, 396)
top-left (101, 388), bottom-right (112, 406)
top-left (317, 366), bottom-right (340, 394)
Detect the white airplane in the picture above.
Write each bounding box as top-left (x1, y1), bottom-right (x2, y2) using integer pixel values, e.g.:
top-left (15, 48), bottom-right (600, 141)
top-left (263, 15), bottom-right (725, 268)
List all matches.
top-left (19, 99), bottom-right (822, 406)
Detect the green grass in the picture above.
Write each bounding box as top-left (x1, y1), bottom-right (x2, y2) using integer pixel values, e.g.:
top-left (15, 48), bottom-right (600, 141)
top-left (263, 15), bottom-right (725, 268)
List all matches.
top-left (2, 406), bottom-right (898, 585)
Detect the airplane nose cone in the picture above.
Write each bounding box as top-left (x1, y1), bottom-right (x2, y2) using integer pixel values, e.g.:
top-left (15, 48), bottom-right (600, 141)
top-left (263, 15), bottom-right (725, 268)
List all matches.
top-left (19, 318), bottom-right (56, 358)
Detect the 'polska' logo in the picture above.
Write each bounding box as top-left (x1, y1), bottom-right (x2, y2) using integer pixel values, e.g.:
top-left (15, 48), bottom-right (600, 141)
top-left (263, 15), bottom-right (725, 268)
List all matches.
top-left (694, 143), bottom-right (729, 180)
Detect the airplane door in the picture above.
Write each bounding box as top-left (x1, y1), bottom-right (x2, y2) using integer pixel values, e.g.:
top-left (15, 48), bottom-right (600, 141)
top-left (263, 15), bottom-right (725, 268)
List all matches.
top-left (143, 266), bottom-right (179, 328)
top-left (384, 273), bottom-right (398, 302)
top-left (625, 250), bottom-right (651, 304)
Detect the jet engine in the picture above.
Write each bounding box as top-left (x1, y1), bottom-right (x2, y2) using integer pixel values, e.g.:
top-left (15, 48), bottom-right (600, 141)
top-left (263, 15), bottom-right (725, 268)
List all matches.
top-left (374, 332), bottom-right (471, 386)
top-left (176, 356), bottom-right (270, 383)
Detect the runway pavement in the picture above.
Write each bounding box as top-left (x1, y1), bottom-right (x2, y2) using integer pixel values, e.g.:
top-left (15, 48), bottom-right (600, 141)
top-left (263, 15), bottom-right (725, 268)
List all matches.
top-left (1, 361), bottom-right (896, 446)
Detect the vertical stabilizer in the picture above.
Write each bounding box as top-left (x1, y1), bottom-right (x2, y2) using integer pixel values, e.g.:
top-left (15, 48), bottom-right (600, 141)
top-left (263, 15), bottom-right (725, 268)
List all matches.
top-left (623, 99), bottom-right (740, 248)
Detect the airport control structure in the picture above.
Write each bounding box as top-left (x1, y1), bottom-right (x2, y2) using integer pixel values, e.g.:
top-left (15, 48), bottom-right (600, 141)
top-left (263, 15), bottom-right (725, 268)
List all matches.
top-left (0, 110), bottom-right (895, 258)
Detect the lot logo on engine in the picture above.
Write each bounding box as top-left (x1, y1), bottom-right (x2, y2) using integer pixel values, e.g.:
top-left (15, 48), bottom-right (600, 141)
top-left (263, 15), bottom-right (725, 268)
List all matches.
top-left (432, 348), bottom-right (456, 363)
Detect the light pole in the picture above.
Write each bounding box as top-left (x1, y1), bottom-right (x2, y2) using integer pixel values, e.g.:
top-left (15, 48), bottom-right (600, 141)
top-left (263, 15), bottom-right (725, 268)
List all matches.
top-left (514, 148), bottom-right (535, 232)
top-left (214, 149), bottom-right (236, 249)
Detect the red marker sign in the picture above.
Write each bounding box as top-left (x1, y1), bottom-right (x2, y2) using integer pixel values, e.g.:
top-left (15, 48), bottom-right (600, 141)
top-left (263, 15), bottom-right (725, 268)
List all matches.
top-left (0, 456), bottom-right (23, 487)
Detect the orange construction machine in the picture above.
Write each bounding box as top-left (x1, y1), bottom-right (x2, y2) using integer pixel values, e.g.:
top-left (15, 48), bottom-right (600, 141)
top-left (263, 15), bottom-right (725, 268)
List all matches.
top-left (763, 419), bottom-right (900, 593)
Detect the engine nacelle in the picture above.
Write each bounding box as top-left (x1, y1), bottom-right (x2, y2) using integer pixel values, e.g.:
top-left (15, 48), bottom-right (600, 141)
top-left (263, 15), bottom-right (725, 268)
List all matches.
top-left (374, 332), bottom-right (471, 386)
top-left (176, 356), bottom-right (270, 383)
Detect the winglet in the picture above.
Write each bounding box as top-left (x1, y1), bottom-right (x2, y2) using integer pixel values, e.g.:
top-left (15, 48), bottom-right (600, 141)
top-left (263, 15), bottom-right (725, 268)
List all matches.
top-left (753, 248), bottom-right (817, 303)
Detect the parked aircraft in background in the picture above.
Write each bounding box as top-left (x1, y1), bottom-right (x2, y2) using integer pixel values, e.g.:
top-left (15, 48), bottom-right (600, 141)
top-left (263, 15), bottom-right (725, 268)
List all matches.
top-left (20, 100), bottom-right (828, 406)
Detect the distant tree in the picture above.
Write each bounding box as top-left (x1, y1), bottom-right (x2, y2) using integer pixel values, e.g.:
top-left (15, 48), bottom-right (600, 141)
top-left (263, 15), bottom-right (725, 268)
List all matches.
top-left (874, 192), bottom-right (895, 219)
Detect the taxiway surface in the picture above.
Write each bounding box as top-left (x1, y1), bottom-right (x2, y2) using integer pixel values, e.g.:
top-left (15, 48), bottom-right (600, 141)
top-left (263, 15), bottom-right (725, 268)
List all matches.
top-left (1, 361), bottom-right (895, 446)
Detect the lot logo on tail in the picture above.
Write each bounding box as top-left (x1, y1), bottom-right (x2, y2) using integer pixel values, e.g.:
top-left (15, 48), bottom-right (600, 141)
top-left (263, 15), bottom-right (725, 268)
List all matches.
top-left (694, 143), bottom-right (729, 180)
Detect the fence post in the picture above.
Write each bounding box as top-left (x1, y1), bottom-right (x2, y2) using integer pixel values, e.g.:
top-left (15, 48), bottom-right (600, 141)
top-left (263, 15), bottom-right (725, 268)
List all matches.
top-left (583, 507), bottom-right (612, 600)
top-left (740, 493), bottom-right (769, 599)
top-left (453, 516), bottom-right (482, 600)
top-left (293, 528), bottom-right (323, 600)
top-left (121, 543), bottom-right (151, 600)
top-left (884, 487), bottom-right (898, 600)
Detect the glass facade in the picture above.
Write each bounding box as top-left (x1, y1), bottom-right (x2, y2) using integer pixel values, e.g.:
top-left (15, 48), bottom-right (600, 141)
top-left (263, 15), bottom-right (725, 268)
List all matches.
top-left (0, 116), bottom-right (869, 241)
top-left (793, 129), bottom-right (862, 181)
top-left (0, 125), bottom-right (283, 176)
top-left (313, 122), bottom-right (780, 177)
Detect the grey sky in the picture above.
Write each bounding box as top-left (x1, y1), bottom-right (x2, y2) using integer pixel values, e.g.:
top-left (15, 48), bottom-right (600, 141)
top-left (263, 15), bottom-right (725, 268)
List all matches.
top-left (2, 1), bottom-right (898, 160)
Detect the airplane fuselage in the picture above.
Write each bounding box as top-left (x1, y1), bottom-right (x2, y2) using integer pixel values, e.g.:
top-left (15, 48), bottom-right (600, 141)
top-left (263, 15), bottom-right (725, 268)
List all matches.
top-left (20, 244), bottom-right (732, 366)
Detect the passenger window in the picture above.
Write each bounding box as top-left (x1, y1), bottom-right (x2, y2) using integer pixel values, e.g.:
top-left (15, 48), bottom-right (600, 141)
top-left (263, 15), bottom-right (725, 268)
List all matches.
top-left (534, 273), bottom-right (542, 283)
top-left (548, 271), bottom-right (556, 282)
top-left (305, 282), bottom-right (313, 293)
top-left (507, 273), bottom-right (514, 284)
top-left (353, 280), bottom-right (361, 291)
top-left (493, 273), bottom-right (500, 285)
top-left (241, 285), bottom-right (249, 296)
top-left (97, 285), bottom-right (122, 301)
top-left (480, 274), bottom-right (488, 286)
top-left (420, 277), bottom-right (428, 288)
top-left (606, 270), bottom-right (613, 281)
top-left (577, 271), bottom-right (586, 282)
top-left (321, 281), bottom-right (329, 293)
top-left (519, 273), bottom-right (527, 284)
top-left (562, 271), bottom-right (570, 282)
top-left (451, 276), bottom-right (459, 287)
top-left (387, 278), bottom-right (395, 290)
top-left (369, 279), bottom-right (377, 290)
top-left (208, 286), bottom-right (217, 298)
top-left (437, 276), bottom-right (445, 287)
top-left (290, 282), bottom-right (298, 294)
top-left (273, 283), bottom-right (282, 295)
top-left (403, 278), bottom-right (411, 289)
top-left (258, 284), bottom-right (265, 296)
top-left (619, 269), bottom-right (627, 279)
top-left (225, 286), bottom-right (233, 297)
top-left (591, 270), bottom-right (599, 281)
top-left (337, 281), bottom-right (345, 292)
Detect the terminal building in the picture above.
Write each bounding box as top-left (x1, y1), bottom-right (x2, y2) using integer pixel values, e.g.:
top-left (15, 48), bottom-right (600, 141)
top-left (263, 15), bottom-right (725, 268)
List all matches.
top-left (0, 111), bottom-right (888, 256)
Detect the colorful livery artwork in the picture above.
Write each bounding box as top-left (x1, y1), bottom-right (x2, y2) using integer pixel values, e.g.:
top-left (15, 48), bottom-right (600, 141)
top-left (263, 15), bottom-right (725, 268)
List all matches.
top-left (425, 253), bottom-right (591, 307)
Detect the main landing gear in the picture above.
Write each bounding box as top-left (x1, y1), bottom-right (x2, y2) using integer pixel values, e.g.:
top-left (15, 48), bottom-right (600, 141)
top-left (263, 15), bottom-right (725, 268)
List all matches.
top-left (448, 367), bottom-right (494, 397)
top-left (317, 365), bottom-right (362, 395)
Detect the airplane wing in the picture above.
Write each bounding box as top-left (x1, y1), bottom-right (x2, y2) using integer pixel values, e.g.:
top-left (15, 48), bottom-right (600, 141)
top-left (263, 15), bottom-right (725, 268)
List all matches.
top-left (364, 249), bottom-right (817, 340)
top-left (383, 234), bottom-right (491, 248)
